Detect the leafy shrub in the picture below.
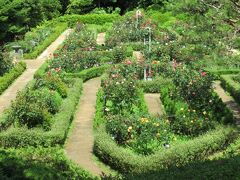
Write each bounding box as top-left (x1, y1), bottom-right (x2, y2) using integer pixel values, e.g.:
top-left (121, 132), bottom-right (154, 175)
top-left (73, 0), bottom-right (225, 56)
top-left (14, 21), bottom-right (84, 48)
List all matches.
top-left (7, 87), bottom-right (62, 130)
top-left (124, 156), bottom-right (240, 179)
top-left (0, 147), bottom-right (95, 179)
top-left (0, 62), bottom-right (26, 95)
top-left (0, 79), bottom-right (83, 148)
top-left (5, 22), bottom-right (67, 59)
top-left (138, 76), bottom-right (172, 93)
top-left (34, 69), bottom-right (67, 98)
top-left (106, 115), bottom-right (172, 155)
top-left (112, 45), bottom-right (127, 64)
top-left (55, 14), bottom-right (120, 27)
top-left (66, 64), bottom-right (110, 82)
top-left (0, 52), bottom-right (13, 76)
top-left (102, 74), bottom-right (139, 114)
top-left (94, 125), bottom-right (237, 174)
top-left (173, 66), bottom-right (214, 109)
top-left (24, 23), bottom-right (68, 59)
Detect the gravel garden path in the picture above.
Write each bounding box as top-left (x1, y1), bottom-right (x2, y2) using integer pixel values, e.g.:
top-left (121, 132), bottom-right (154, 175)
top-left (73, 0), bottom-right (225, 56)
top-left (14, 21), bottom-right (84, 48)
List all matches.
top-left (65, 33), bottom-right (108, 176)
top-left (214, 81), bottom-right (240, 126)
top-left (0, 29), bottom-right (72, 114)
top-left (144, 93), bottom-right (165, 117)
top-left (65, 78), bottom-right (102, 176)
top-left (96, 33), bottom-right (106, 45)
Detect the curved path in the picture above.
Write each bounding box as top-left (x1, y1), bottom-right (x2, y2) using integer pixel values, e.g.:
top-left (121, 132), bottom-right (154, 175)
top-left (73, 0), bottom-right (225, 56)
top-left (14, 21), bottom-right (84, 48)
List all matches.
top-left (214, 81), bottom-right (240, 126)
top-left (0, 29), bottom-right (72, 114)
top-left (65, 78), bottom-right (102, 176)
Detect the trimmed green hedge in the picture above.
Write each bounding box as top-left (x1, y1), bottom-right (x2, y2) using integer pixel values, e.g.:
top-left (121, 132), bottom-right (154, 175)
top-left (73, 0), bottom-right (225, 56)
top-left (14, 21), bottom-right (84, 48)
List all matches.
top-left (125, 135), bottom-right (240, 179)
top-left (24, 23), bottom-right (68, 59)
top-left (0, 62), bottom-right (26, 95)
top-left (0, 79), bottom-right (83, 148)
top-left (66, 65), bottom-right (110, 82)
top-left (94, 125), bottom-right (237, 174)
top-left (0, 147), bottom-right (96, 179)
top-left (55, 14), bottom-right (120, 27)
top-left (205, 68), bottom-right (240, 76)
top-left (138, 77), bottom-right (172, 93)
top-left (221, 75), bottom-right (240, 104)
top-left (34, 62), bottom-right (49, 79)
top-left (124, 155), bottom-right (240, 179)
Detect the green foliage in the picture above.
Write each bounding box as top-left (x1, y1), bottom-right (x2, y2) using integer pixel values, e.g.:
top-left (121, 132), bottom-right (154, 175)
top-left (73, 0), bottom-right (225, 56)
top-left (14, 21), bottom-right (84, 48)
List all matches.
top-left (102, 67), bottom-right (139, 114)
top-left (0, 147), bottom-right (96, 179)
top-left (34, 71), bottom-right (68, 98)
top-left (173, 66), bottom-right (214, 109)
top-left (0, 0), bottom-right (62, 42)
top-left (0, 79), bottom-right (83, 148)
top-left (66, 64), bottom-right (110, 82)
top-left (94, 125), bottom-right (237, 174)
top-left (7, 87), bottom-right (62, 130)
top-left (138, 76), bottom-right (172, 93)
top-left (0, 52), bottom-right (13, 76)
top-left (106, 115), bottom-right (172, 155)
top-left (112, 45), bottom-right (127, 64)
top-left (67, 0), bottom-right (94, 14)
top-left (55, 14), bottom-right (120, 27)
top-left (124, 156), bottom-right (240, 179)
top-left (0, 62), bottom-right (26, 95)
top-left (24, 23), bottom-right (68, 59)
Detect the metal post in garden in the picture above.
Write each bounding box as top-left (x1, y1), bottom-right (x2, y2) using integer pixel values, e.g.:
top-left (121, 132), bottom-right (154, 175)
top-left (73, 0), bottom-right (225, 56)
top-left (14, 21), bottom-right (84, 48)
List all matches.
top-left (135, 10), bottom-right (142, 29)
top-left (143, 27), bottom-right (152, 81)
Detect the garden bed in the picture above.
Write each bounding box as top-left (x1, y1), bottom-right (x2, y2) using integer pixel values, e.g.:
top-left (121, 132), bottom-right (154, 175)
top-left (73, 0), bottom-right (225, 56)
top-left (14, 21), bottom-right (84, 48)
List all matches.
top-left (0, 75), bottom-right (83, 148)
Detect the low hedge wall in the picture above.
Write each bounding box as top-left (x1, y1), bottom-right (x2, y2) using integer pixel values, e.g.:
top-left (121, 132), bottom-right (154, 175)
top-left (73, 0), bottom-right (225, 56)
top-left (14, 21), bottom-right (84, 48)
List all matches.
top-left (0, 62), bottom-right (26, 95)
top-left (34, 61), bottom-right (49, 79)
top-left (55, 14), bottom-right (120, 27)
top-left (205, 68), bottom-right (240, 76)
top-left (24, 23), bottom-right (68, 59)
top-left (66, 65), bottom-right (110, 82)
top-left (0, 79), bottom-right (83, 148)
top-left (124, 155), bottom-right (240, 179)
top-left (0, 147), bottom-right (96, 179)
top-left (138, 77), bottom-right (172, 93)
top-left (94, 125), bottom-right (237, 174)
top-left (220, 75), bottom-right (240, 104)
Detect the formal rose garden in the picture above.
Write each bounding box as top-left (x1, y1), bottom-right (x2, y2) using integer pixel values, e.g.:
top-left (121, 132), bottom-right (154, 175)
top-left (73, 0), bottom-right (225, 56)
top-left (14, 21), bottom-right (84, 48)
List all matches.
top-left (0, 1), bottom-right (240, 178)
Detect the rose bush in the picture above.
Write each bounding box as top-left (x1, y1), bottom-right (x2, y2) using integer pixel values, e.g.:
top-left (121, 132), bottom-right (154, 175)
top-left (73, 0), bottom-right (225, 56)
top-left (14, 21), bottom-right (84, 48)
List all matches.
top-left (106, 115), bottom-right (172, 155)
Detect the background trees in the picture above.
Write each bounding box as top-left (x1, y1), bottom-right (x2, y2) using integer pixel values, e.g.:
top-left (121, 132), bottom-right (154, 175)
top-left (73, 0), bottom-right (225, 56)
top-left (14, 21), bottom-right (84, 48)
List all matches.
top-left (0, 0), bottom-right (62, 43)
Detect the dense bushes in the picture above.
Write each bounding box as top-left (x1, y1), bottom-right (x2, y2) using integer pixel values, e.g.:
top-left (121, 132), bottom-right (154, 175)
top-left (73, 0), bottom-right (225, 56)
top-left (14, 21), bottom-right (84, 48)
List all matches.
top-left (0, 79), bottom-right (83, 148)
top-left (4, 22), bottom-right (68, 59)
top-left (0, 147), bottom-right (96, 179)
top-left (0, 62), bottom-right (26, 95)
top-left (0, 0), bottom-right (62, 42)
top-left (66, 64), bottom-right (110, 82)
top-left (138, 76), bottom-right (172, 93)
top-left (124, 155), bottom-right (240, 179)
top-left (8, 87), bottom-right (62, 130)
top-left (160, 79), bottom-right (233, 136)
top-left (24, 23), bottom-right (68, 59)
top-left (55, 14), bottom-right (120, 27)
top-left (106, 115), bottom-right (172, 155)
top-left (0, 52), bottom-right (13, 76)
top-left (94, 125), bottom-right (237, 174)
